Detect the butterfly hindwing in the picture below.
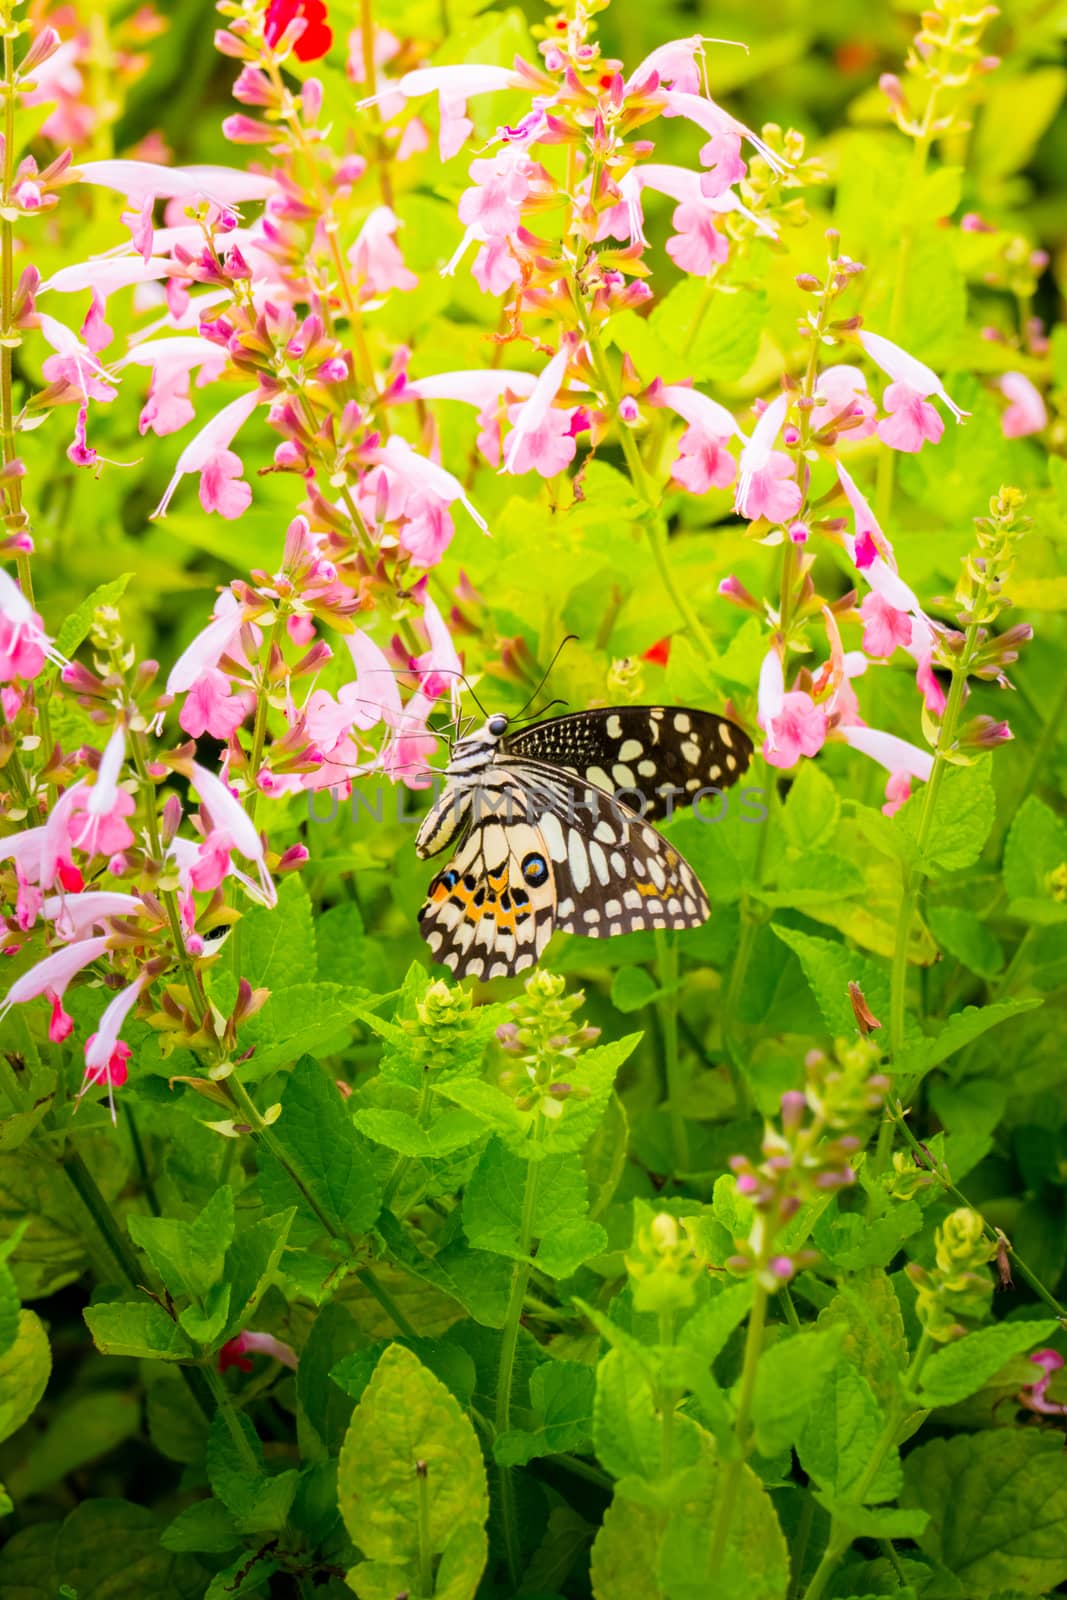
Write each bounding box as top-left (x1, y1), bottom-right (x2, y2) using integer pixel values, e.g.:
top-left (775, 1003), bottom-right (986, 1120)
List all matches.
top-left (505, 706), bottom-right (753, 822)
top-left (513, 759), bottom-right (711, 939)
top-left (418, 793), bottom-right (558, 981)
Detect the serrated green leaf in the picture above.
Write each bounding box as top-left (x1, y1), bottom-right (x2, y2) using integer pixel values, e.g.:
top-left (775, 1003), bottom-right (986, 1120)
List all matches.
top-left (918, 1319), bottom-right (1059, 1409)
top-left (51, 574), bottom-right (133, 660)
top-left (751, 1326), bottom-right (845, 1456)
top-left (161, 1499), bottom-right (241, 1555)
top-left (897, 762), bottom-right (995, 875)
top-left (7, 1391), bottom-right (140, 1499)
top-left (256, 1057), bottom-right (381, 1246)
top-left (771, 926), bottom-right (890, 1037)
top-left (927, 906), bottom-right (1004, 978)
top-left (593, 1347), bottom-right (702, 1482)
top-left (83, 1300), bottom-right (193, 1362)
top-left (55, 1499), bottom-right (206, 1599)
top-left (337, 1344), bottom-right (489, 1597)
top-left (205, 1410), bottom-right (298, 1534)
top-left (591, 1494), bottom-right (669, 1599)
top-left (815, 1495), bottom-right (929, 1541)
top-left (1003, 795), bottom-right (1067, 924)
top-left (0, 1310), bottom-right (50, 1445)
top-left (895, 998), bottom-right (1042, 1082)
top-left (462, 1138), bottom-right (607, 1279)
top-left (128, 1185), bottom-right (235, 1303)
top-left (494, 1358), bottom-right (595, 1465)
top-left (903, 1430), bottom-right (1067, 1594)
top-left (218, 1208), bottom-right (295, 1345)
top-left (352, 1105), bottom-right (486, 1157)
top-left (782, 762), bottom-right (841, 852)
top-left (659, 1453), bottom-right (790, 1600)
top-left (798, 1363), bottom-right (901, 1503)
top-left (228, 873), bottom-right (317, 989)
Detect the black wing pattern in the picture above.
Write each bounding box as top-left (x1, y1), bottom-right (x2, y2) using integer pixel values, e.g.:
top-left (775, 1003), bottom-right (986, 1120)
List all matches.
top-left (505, 706), bottom-right (752, 822)
top-left (418, 761), bottom-right (709, 980)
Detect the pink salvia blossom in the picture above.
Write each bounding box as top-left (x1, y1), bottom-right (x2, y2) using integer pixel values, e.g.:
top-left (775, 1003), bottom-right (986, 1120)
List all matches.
top-left (153, 390), bottom-right (261, 519)
top-left (349, 207), bottom-right (418, 294)
top-left (191, 762), bottom-right (277, 907)
top-left (0, 935), bottom-right (110, 1019)
top-left (858, 329), bottom-right (969, 422)
top-left (735, 393), bottom-right (802, 523)
top-left (999, 371), bottom-right (1047, 438)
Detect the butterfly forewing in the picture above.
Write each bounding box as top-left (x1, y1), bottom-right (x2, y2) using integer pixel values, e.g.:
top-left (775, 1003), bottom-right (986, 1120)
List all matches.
top-left (505, 706), bottom-right (752, 822)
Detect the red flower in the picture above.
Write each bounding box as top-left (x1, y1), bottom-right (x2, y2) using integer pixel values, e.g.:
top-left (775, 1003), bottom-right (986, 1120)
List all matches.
top-left (265, 0), bottom-right (332, 63)
top-left (643, 637), bottom-right (672, 666)
top-left (218, 1333), bottom-right (254, 1374)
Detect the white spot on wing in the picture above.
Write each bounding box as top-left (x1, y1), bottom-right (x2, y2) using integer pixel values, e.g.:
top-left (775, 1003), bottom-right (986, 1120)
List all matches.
top-left (568, 829), bottom-right (591, 893)
top-left (540, 810), bottom-right (568, 862)
top-left (619, 739), bottom-right (643, 760)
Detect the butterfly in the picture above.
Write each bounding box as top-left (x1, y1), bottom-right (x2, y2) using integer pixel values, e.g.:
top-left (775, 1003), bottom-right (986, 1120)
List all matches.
top-left (416, 704), bottom-right (753, 980)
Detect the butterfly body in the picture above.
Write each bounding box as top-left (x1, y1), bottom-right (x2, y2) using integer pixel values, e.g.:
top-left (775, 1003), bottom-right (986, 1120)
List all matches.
top-left (417, 706), bottom-right (752, 980)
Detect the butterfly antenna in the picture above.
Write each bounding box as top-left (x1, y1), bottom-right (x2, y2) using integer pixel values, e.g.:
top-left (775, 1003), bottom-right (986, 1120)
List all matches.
top-left (512, 636), bottom-right (578, 722)
top-left (510, 695), bottom-right (569, 732)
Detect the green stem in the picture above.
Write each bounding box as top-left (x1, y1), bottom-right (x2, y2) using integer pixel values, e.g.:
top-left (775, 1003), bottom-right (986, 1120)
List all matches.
top-left (706, 1279), bottom-right (769, 1580)
top-left (876, 625), bottom-right (979, 1183)
top-left (991, 657), bottom-right (1067, 854)
top-left (227, 1075), bottom-right (355, 1254)
top-left (496, 1141), bottom-right (542, 1589)
top-left (125, 1106), bottom-right (161, 1217)
top-left (655, 931), bottom-right (689, 1178)
top-left (416, 1461), bottom-right (434, 1598)
top-left (889, 1101), bottom-right (1067, 1319)
top-left (580, 311), bottom-right (715, 658)
top-left (357, 1267), bottom-right (420, 1340)
top-left (61, 1144), bottom-right (145, 1287)
top-left (201, 1361), bottom-right (262, 1477)
top-left (658, 1307), bottom-right (675, 1477)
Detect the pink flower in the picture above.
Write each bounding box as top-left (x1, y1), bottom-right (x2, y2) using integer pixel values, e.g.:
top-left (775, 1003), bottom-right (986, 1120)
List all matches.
top-left (860, 593), bottom-right (913, 659)
top-left (915, 651), bottom-right (946, 715)
top-left (999, 372), bottom-right (1047, 439)
top-left (837, 724), bottom-right (934, 783)
top-left (191, 761), bottom-right (276, 906)
top-left (153, 390), bottom-right (262, 519)
top-left (735, 393), bottom-right (802, 523)
top-left (810, 365), bottom-right (876, 439)
top-left (762, 691), bottom-right (827, 768)
top-left (503, 343), bottom-right (576, 478)
top-left (77, 158), bottom-right (278, 208)
top-left (41, 891), bottom-right (143, 941)
top-left (399, 498), bottom-right (454, 566)
top-left (200, 449), bottom-right (253, 519)
top-left (0, 935), bottom-right (110, 1021)
top-left (665, 200), bottom-right (729, 274)
top-left (167, 594), bottom-right (249, 694)
top-left (658, 89), bottom-right (788, 175)
top-left (877, 382), bottom-right (944, 453)
top-left (627, 35), bottom-right (707, 95)
top-left (49, 990), bottom-right (74, 1042)
top-left (1019, 1350), bottom-right (1067, 1416)
top-left (656, 387), bottom-right (741, 494)
top-left (699, 132), bottom-right (746, 196)
top-left (0, 569), bottom-right (52, 682)
top-left (882, 771), bottom-right (913, 817)
top-left (179, 667), bottom-right (247, 739)
top-left (218, 1329), bottom-right (298, 1374)
top-left (859, 329), bottom-right (968, 423)
top-left (457, 147), bottom-right (536, 242)
top-left (349, 207), bottom-right (417, 295)
top-left (381, 687), bottom-right (438, 788)
top-left (80, 972), bottom-right (149, 1119)
top-left (471, 241), bottom-right (521, 295)
top-left (368, 436), bottom-right (487, 532)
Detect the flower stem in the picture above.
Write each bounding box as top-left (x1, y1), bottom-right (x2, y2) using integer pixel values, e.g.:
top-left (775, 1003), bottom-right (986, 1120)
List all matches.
top-left (495, 1140), bottom-right (542, 1588)
top-left (706, 1278), bottom-right (768, 1581)
top-left (876, 623), bottom-right (979, 1181)
top-left (357, 1267), bottom-right (420, 1341)
top-left (655, 930), bottom-right (689, 1179)
top-left (201, 1361), bottom-right (262, 1476)
top-left (658, 1307), bottom-right (676, 1477)
top-left (416, 1459), bottom-right (434, 1597)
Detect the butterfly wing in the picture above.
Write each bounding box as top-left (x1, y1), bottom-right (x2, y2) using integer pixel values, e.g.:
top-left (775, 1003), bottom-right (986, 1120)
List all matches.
top-left (505, 706), bottom-right (753, 822)
top-left (418, 776), bottom-right (559, 981)
top-left (418, 763), bottom-right (709, 979)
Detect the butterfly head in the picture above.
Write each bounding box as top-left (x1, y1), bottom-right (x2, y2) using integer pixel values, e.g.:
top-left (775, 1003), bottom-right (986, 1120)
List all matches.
top-left (446, 713), bottom-right (510, 776)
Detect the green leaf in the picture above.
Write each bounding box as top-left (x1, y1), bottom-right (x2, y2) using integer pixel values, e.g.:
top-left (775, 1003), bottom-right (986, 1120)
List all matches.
top-left (494, 1358), bottom-right (595, 1465)
top-left (128, 1185), bottom-right (235, 1303)
top-left (7, 1390), bottom-right (140, 1499)
top-left (218, 1208), bottom-right (295, 1344)
top-left (205, 1410), bottom-right (299, 1534)
top-left (52, 573), bottom-right (133, 660)
top-left (927, 907), bottom-right (1004, 979)
top-left (229, 874), bottom-right (317, 989)
top-left (918, 1319), bottom-right (1059, 1408)
top-left (817, 1273), bottom-right (909, 1415)
top-left (610, 965), bottom-right (662, 1013)
top-left (161, 1499), bottom-right (241, 1555)
top-left (352, 1105), bottom-right (486, 1157)
top-left (0, 1310), bottom-right (50, 1445)
top-left (337, 1344), bottom-right (489, 1599)
top-left (590, 1494), bottom-right (669, 1599)
top-left (593, 1347), bottom-right (702, 1482)
top-left (462, 1138), bottom-right (607, 1279)
top-left (256, 1056), bottom-right (381, 1246)
top-left (659, 1454), bottom-right (790, 1600)
top-left (55, 1499), bottom-right (205, 1599)
top-left (676, 1279), bottom-right (754, 1364)
top-left (83, 1300), bottom-right (193, 1362)
top-left (828, 1200), bottom-right (924, 1272)
top-left (895, 998), bottom-right (1042, 1081)
top-left (1003, 795), bottom-right (1067, 924)
top-left (770, 926), bottom-right (890, 1037)
top-left (815, 1496), bottom-right (929, 1541)
top-left (377, 1211), bottom-right (513, 1328)
top-left (0, 1254), bottom-right (19, 1356)
top-left (297, 1301), bottom-right (362, 1459)
top-left (781, 762), bottom-right (841, 852)
top-left (751, 1327), bottom-right (845, 1456)
top-left (903, 1430), bottom-right (1067, 1594)
top-left (975, 66), bottom-right (1066, 179)
top-left (798, 1364), bottom-right (901, 1503)
top-left (897, 762), bottom-right (995, 875)
top-left (235, 983), bottom-right (368, 1074)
